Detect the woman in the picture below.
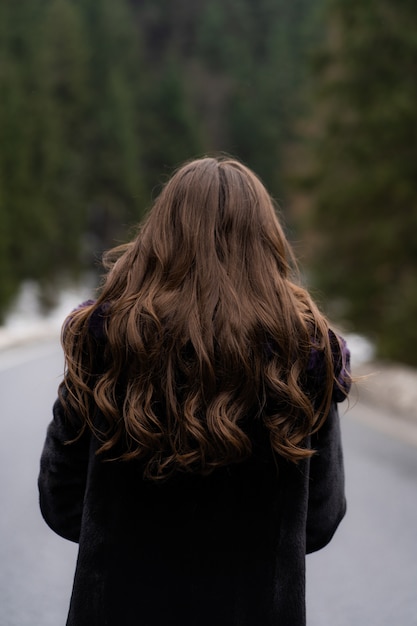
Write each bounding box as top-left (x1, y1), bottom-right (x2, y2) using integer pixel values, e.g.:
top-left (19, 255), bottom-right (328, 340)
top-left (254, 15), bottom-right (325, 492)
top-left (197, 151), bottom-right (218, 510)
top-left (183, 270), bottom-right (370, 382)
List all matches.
top-left (39, 157), bottom-right (351, 626)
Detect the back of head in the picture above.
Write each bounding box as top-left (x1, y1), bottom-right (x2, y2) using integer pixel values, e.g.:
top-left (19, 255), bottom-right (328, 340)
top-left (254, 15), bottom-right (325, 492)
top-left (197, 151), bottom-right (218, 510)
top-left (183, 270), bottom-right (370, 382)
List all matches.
top-left (103, 157), bottom-right (298, 348)
top-left (141, 157), bottom-right (292, 290)
top-left (62, 156), bottom-right (336, 479)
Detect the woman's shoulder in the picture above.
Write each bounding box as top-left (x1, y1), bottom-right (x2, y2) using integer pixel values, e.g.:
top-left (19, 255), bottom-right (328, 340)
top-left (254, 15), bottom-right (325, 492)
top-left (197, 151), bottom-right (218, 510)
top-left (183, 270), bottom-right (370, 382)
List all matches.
top-left (307, 329), bottom-right (351, 403)
top-left (69, 299), bottom-right (110, 340)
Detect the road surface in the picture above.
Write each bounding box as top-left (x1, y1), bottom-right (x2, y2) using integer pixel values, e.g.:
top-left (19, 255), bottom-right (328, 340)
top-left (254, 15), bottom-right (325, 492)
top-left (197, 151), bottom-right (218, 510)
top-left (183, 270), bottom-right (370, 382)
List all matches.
top-left (0, 340), bottom-right (416, 625)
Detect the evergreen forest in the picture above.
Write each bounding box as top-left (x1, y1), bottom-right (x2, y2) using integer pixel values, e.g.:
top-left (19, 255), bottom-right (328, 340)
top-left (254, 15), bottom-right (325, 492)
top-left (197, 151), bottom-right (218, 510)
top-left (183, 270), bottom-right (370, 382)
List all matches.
top-left (1, 0), bottom-right (416, 365)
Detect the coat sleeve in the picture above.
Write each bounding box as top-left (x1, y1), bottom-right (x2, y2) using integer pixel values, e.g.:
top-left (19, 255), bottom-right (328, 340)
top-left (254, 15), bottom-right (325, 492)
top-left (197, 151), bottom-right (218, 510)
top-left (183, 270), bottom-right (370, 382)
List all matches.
top-left (38, 397), bottom-right (90, 543)
top-left (305, 402), bottom-right (346, 554)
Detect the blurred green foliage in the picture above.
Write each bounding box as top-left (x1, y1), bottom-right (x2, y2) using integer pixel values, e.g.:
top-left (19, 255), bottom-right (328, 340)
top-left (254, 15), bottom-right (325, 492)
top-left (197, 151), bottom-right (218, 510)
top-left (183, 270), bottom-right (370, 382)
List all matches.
top-left (299, 0), bottom-right (417, 364)
top-left (0, 0), bottom-right (313, 318)
top-left (2, 0), bottom-right (415, 365)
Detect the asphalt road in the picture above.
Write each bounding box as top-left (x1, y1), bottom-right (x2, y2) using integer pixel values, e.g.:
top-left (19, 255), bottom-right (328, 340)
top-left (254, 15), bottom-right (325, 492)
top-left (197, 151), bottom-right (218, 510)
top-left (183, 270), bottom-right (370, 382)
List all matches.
top-left (1, 340), bottom-right (416, 625)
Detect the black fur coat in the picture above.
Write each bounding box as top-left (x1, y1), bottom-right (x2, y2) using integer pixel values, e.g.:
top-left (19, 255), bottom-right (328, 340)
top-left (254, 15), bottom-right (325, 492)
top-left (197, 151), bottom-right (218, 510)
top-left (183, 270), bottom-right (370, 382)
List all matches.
top-left (39, 395), bottom-right (346, 626)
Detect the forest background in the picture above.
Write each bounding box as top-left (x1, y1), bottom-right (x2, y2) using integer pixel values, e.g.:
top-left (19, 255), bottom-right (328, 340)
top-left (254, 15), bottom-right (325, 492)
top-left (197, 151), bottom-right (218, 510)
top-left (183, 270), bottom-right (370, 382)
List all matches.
top-left (0, 0), bottom-right (416, 365)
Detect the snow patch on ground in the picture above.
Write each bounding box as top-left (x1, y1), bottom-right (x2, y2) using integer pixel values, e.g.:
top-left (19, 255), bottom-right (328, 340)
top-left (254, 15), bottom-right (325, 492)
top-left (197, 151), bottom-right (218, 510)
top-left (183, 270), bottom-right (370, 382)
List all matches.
top-left (355, 361), bottom-right (417, 421)
top-left (344, 332), bottom-right (375, 367)
top-left (0, 281), bottom-right (94, 350)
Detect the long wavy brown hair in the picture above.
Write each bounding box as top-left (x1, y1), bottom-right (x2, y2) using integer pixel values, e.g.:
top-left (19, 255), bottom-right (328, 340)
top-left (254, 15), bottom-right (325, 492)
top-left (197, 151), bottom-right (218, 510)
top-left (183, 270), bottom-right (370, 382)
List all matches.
top-left (61, 157), bottom-right (345, 479)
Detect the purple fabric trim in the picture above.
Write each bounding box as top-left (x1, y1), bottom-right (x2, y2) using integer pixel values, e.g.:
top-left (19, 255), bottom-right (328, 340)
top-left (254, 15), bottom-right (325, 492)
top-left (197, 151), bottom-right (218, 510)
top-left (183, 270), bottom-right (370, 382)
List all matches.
top-left (71, 300), bottom-right (109, 340)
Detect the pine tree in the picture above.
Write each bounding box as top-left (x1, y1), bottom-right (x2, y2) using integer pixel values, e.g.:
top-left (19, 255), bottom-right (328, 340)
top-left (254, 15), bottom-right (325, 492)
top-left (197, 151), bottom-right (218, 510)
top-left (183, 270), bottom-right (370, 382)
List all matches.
top-left (34, 0), bottom-right (90, 280)
top-left (0, 1), bottom-right (46, 312)
top-left (302, 0), bottom-right (417, 364)
top-left (142, 67), bottom-right (203, 191)
top-left (194, 0), bottom-right (317, 196)
top-left (79, 0), bottom-right (146, 256)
